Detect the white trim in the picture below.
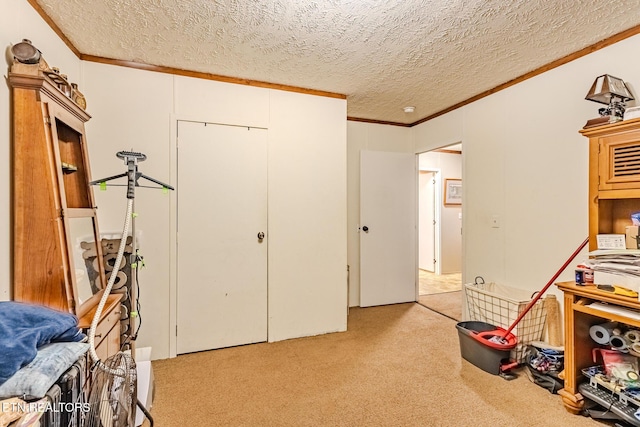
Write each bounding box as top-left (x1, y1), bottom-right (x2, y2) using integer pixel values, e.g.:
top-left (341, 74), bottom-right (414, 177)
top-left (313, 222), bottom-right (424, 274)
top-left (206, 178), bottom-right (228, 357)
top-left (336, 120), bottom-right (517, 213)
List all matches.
top-left (433, 170), bottom-right (442, 276)
top-left (169, 114), bottom-right (178, 358)
top-left (416, 165), bottom-right (442, 276)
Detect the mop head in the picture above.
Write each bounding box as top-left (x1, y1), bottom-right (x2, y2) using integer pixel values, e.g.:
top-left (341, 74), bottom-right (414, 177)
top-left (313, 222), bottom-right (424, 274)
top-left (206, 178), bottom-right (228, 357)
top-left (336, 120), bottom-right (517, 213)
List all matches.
top-left (489, 335), bottom-right (510, 345)
top-left (472, 327), bottom-right (518, 350)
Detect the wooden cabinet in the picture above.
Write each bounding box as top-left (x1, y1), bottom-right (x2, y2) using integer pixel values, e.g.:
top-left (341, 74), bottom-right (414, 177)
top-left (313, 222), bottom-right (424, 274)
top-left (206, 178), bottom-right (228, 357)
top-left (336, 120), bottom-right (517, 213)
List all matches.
top-left (557, 282), bottom-right (640, 413)
top-left (9, 62), bottom-right (117, 354)
top-left (583, 118), bottom-right (640, 251)
top-left (558, 119), bottom-right (640, 413)
top-left (592, 119), bottom-right (640, 192)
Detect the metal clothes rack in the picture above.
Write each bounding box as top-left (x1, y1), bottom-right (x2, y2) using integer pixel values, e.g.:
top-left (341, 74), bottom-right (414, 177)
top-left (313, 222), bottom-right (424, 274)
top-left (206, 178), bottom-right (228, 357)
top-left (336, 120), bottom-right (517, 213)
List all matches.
top-left (89, 150), bottom-right (174, 427)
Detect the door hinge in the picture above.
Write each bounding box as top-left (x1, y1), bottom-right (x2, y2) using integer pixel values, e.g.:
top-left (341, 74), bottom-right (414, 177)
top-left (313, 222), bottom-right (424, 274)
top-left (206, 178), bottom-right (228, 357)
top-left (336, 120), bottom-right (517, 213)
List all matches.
top-left (45, 116), bottom-right (51, 125)
top-left (433, 220), bottom-right (436, 225)
top-left (176, 325), bottom-right (178, 336)
top-left (433, 259), bottom-right (437, 264)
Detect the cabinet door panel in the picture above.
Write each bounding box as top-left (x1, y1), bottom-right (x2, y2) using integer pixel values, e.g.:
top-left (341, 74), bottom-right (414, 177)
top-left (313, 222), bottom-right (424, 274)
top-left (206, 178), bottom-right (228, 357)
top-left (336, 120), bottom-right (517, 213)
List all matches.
top-left (12, 91), bottom-right (70, 311)
top-left (599, 132), bottom-right (640, 190)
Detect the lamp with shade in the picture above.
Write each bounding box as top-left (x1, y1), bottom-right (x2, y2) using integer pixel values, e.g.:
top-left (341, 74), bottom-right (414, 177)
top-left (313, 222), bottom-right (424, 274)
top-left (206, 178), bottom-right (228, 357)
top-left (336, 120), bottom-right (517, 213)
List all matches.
top-left (584, 74), bottom-right (634, 128)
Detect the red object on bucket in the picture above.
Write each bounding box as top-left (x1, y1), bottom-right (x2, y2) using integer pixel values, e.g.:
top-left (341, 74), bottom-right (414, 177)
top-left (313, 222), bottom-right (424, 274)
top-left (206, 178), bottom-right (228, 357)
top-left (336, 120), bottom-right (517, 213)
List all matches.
top-left (471, 326), bottom-right (517, 350)
top-left (474, 237), bottom-right (589, 349)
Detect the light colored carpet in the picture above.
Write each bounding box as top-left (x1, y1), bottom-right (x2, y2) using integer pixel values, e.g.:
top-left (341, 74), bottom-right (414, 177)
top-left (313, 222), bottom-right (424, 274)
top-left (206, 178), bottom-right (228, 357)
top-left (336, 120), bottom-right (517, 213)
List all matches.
top-left (418, 290), bottom-right (462, 321)
top-left (419, 270), bottom-right (463, 320)
top-left (147, 303), bottom-right (601, 427)
top-left (419, 270), bottom-right (462, 295)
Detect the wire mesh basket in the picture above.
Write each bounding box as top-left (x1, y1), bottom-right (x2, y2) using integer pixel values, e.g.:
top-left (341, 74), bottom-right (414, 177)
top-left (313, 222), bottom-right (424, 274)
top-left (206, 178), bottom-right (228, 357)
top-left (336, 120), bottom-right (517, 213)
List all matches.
top-left (464, 279), bottom-right (547, 363)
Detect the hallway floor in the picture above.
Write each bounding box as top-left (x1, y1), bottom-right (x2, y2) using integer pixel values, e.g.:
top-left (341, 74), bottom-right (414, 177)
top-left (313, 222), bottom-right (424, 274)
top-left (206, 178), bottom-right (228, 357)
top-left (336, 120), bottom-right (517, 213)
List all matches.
top-left (418, 270), bottom-right (462, 295)
top-left (418, 270), bottom-right (462, 320)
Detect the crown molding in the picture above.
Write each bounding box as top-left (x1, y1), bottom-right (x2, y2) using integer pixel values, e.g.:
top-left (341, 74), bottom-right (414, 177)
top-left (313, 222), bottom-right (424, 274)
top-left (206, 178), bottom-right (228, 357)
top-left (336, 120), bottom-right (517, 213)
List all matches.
top-left (80, 54), bottom-right (346, 99)
top-left (27, 1), bottom-right (640, 126)
top-left (346, 116), bottom-right (411, 127)
top-left (409, 23), bottom-right (640, 127)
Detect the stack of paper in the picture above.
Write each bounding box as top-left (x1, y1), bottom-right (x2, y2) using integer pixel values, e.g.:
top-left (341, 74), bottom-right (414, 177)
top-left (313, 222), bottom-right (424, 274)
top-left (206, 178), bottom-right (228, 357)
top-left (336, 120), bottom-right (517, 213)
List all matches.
top-left (584, 249), bottom-right (640, 290)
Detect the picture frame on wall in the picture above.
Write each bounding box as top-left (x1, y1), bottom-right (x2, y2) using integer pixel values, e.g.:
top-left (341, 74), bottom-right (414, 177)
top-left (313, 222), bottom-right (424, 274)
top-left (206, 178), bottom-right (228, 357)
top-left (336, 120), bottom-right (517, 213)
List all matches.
top-left (444, 179), bottom-right (462, 206)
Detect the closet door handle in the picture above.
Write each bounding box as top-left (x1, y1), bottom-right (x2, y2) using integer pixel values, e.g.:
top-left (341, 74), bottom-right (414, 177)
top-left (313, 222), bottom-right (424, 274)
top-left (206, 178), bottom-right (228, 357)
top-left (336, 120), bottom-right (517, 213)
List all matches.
top-left (257, 232), bottom-right (265, 240)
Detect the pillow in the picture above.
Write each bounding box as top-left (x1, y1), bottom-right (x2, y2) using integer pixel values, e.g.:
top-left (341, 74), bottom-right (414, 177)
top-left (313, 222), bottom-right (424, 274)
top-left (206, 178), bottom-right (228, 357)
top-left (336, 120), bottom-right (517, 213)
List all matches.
top-left (0, 301), bottom-right (86, 385)
top-left (0, 342), bottom-right (89, 400)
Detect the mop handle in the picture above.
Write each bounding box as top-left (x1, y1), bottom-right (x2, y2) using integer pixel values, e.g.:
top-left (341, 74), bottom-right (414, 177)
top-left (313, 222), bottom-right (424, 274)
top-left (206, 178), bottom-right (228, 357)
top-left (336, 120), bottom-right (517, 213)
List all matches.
top-left (501, 237), bottom-right (589, 338)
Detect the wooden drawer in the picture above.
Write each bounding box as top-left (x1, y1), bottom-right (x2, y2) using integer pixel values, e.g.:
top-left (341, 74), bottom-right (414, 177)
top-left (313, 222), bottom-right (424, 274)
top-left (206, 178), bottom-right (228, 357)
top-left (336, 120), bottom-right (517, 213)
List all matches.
top-left (93, 303), bottom-right (119, 344)
top-left (79, 294), bottom-right (122, 360)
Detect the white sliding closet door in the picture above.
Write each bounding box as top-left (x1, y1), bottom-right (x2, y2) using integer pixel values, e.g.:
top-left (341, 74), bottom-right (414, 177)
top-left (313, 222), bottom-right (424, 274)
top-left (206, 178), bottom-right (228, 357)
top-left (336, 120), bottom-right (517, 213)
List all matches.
top-left (177, 121), bottom-right (267, 354)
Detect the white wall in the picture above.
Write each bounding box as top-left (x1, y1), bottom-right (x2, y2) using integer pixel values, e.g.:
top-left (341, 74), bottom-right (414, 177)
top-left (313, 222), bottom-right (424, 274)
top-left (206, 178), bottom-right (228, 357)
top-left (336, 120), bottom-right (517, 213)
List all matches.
top-left (348, 36), bottom-right (640, 313)
top-left (413, 109), bottom-right (464, 153)
top-left (81, 63), bottom-right (174, 358)
top-left (82, 63), bottom-right (347, 358)
top-left (414, 34), bottom-right (640, 302)
top-left (418, 151), bottom-right (462, 274)
top-left (1, 0), bottom-right (83, 300)
top-left (268, 90), bottom-right (347, 341)
top-left (346, 122), bottom-right (412, 306)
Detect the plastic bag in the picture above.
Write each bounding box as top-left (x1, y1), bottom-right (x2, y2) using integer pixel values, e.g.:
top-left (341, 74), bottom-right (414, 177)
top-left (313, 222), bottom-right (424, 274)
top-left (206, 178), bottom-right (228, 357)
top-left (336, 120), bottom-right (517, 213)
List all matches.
top-left (592, 348), bottom-right (640, 384)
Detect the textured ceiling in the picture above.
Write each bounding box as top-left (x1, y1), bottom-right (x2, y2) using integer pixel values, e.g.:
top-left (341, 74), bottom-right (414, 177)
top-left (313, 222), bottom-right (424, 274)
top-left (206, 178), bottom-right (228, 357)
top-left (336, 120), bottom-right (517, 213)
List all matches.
top-left (34, 0), bottom-right (640, 124)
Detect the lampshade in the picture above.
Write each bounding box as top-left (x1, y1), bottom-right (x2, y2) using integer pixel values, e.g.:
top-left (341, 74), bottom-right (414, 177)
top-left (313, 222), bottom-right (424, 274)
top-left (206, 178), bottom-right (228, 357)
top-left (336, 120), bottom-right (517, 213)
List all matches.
top-left (585, 74), bottom-right (634, 105)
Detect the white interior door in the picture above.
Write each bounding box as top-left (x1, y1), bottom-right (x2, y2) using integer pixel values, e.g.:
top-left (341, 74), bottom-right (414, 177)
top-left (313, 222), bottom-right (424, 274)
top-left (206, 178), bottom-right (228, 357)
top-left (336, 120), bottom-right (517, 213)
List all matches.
top-left (177, 121), bottom-right (267, 354)
top-left (419, 171), bottom-right (436, 272)
top-left (360, 150), bottom-right (416, 307)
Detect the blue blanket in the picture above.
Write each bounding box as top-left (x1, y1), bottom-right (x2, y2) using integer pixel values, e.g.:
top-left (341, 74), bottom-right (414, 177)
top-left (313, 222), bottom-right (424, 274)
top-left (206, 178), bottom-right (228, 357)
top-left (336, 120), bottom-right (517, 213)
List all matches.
top-left (0, 301), bottom-right (86, 385)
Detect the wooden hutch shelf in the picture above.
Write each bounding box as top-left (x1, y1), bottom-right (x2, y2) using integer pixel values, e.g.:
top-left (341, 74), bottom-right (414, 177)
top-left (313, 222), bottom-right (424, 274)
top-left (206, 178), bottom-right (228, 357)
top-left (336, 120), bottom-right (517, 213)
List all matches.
top-left (9, 61), bottom-right (119, 358)
top-left (558, 117), bottom-right (640, 415)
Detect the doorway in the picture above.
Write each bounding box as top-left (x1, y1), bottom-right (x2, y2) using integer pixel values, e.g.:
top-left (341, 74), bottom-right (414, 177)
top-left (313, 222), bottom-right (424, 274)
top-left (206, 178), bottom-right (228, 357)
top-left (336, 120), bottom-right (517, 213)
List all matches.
top-left (176, 121), bottom-right (268, 354)
top-left (416, 144), bottom-right (463, 320)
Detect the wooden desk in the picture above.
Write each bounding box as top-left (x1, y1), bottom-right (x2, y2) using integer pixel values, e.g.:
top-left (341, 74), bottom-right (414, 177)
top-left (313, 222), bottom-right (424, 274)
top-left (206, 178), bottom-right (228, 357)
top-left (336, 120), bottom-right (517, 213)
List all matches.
top-left (556, 281), bottom-right (640, 413)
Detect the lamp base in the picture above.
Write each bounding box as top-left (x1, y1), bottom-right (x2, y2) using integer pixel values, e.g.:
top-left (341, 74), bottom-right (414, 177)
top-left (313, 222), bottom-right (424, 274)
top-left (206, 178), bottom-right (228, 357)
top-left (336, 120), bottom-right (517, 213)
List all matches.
top-left (583, 115), bottom-right (622, 129)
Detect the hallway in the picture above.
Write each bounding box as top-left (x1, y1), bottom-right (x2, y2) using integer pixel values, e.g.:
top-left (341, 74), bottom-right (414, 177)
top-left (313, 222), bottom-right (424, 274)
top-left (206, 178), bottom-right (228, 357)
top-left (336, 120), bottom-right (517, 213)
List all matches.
top-left (417, 270), bottom-right (462, 321)
top-left (418, 270), bottom-right (461, 295)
